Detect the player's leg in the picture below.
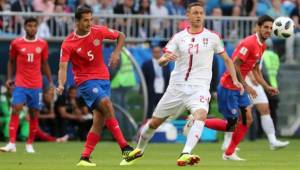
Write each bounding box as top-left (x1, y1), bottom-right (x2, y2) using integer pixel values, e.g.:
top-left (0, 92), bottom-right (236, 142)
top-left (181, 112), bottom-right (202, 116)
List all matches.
top-left (77, 109), bottom-right (104, 166)
top-left (97, 97), bottom-right (130, 150)
top-left (120, 85), bottom-right (184, 165)
top-left (25, 108), bottom-right (39, 153)
top-left (0, 87), bottom-right (25, 152)
top-left (177, 88), bottom-right (212, 166)
top-left (217, 85), bottom-right (248, 160)
top-left (25, 88), bottom-right (43, 153)
top-left (256, 103), bottom-right (289, 149)
top-left (177, 108), bottom-right (206, 166)
top-left (224, 106), bottom-right (252, 161)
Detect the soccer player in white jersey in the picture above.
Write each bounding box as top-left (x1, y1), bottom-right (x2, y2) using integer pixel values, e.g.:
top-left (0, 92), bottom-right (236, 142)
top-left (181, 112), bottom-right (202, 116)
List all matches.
top-left (120, 2), bottom-right (244, 166)
top-left (221, 69), bottom-right (289, 151)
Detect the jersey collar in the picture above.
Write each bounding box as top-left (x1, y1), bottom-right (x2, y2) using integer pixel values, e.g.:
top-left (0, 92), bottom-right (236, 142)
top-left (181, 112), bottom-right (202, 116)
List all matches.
top-left (186, 26), bottom-right (204, 35)
top-left (74, 30), bottom-right (91, 38)
top-left (23, 36), bottom-right (37, 42)
top-left (255, 33), bottom-right (263, 46)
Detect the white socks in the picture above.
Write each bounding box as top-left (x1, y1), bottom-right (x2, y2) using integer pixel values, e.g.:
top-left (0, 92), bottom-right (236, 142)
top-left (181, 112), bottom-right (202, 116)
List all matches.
top-left (137, 122), bottom-right (156, 153)
top-left (261, 114), bottom-right (277, 144)
top-left (182, 120), bottom-right (205, 153)
top-left (222, 132), bottom-right (233, 150)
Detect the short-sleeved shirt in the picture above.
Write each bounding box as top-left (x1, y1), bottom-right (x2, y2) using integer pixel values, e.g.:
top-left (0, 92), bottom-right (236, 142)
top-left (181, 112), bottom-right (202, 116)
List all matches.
top-left (163, 27), bottom-right (225, 87)
top-left (9, 37), bottom-right (48, 88)
top-left (60, 25), bottom-right (119, 86)
top-left (221, 34), bottom-right (267, 90)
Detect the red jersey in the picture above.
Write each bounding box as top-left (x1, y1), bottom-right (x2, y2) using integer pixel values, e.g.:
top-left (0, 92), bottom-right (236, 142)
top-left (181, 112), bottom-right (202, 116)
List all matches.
top-left (9, 37), bottom-right (48, 88)
top-left (60, 25), bottom-right (119, 86)
top-left (221, 34), bottom-right (267, 90)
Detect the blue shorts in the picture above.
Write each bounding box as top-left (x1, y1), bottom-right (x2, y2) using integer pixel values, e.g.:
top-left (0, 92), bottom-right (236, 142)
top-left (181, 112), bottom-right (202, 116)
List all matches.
top-left (78, 80), bottom-right (111, 111)
top-left (217, 85), bottom-right (251, 119)
top-left (12, 86), bottom-right (42, 110)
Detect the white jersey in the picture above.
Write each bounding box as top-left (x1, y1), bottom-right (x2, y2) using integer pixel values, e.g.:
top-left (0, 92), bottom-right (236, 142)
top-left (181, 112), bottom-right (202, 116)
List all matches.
top-left (164, 28), bottom-right (225, 87)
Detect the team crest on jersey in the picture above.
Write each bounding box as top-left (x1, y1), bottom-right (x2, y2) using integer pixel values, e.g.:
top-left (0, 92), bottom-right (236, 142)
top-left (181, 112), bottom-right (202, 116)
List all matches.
top-left (76, 48), bottom-right (82, 53)
top-left (240, 47), bottom-right (248, 55)
top-left (21, 48), bottom-right (26, 52)
top-left (36, 47), bottom-right (41, 54)
top-left (202, 38), bottom-right (208, 47)
top-left (93, 39), bottom-right (100, 46)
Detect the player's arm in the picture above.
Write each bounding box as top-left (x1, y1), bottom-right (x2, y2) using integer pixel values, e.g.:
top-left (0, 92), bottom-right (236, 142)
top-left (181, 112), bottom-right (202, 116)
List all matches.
top-left (109, 31), bottom-right (126, 68)
top-left (252, 63), bottom-right (279, 96)
top-left (6, 57), bottom-right (15, 88)
top-left (234, 58), bottom-right (257, 98)
top-left (57, 62), bottom-right (68, 95)
top-left (219, 52), bottom-right (244, 93)
top-left (248, 71), bottom-right (259, 86)
top-left (41, 42), bottom-right (53, 87)
top-left (42, 59), bottom-right (54, 87)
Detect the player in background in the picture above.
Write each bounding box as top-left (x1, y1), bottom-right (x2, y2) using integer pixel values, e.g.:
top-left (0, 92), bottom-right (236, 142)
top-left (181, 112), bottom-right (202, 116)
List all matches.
top-left (0, 17), bottom-right (53, 153)
top-left (216, 15), bottom-right (279, 161)
top-left (120, 2), bottom-right (243, 166)
top-left (56, 5), bottom-right (139, 167)
top-left (221, 70), bottom-right (289, 151)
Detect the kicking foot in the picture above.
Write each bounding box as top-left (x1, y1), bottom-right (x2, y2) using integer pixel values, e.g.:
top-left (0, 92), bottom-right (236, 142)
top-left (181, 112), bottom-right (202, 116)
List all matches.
top-left (120, 148), bottom-right (143, 166)
top-left (177, 153), bottom-right (200, 166)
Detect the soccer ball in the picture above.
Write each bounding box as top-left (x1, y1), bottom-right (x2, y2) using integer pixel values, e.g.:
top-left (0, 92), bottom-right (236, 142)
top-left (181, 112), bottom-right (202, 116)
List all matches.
top-left (272, 17), bottom-right (294, 38)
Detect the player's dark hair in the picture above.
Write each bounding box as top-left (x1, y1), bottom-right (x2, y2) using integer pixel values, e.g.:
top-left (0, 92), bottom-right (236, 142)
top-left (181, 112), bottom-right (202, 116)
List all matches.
top-left (24, 17), bottom-right (38, 26)
top-left (257, 15), bottom-right (274, 26)
top-left (187, 2), bottom-right (204, 12)
top-left (75, 5), bottom-right (93, 21)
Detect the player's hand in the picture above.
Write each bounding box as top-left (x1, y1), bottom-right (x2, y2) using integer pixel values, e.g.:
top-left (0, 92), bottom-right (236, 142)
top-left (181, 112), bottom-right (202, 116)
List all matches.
top-left (245, 84), bottom-right (257, 99)
top-left (5, 79), bottom-right (14, 89)
top-left (159, 53), bottom-right (177, 66)
top-left (265, 86), bottom-right (279, 96)
top-left (56, 85), bottom-right (64, 95)
top-left (109, 52), bottom-right (120, 69)
top-left (233, 80), bottom-right (244, 95)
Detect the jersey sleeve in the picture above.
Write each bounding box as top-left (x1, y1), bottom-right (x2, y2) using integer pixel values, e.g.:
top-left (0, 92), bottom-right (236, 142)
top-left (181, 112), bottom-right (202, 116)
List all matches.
top-left (42, 41), bottom-right (49, 61)
top-left (100, 26), bottom-right (119, 40)
top-left (214, 34), bottom-right (225, 54)
top-left (9, 40), bottom-right (17, 59)
top-left (163, 34), bottom-right (180, 57)
top-left (60, 42), bottom-right (71, 62)
top-left (236, 42), bottom-right (251, 62)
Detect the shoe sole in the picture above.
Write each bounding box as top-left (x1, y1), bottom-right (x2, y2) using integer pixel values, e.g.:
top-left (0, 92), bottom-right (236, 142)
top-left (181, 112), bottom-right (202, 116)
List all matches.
top-left (0, 149), bottom-right (16, 152)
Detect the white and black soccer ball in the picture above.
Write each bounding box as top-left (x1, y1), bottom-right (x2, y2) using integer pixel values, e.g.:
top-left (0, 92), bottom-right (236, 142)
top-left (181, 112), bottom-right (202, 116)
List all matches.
top-left (272, 17), bottom-right (295, 38)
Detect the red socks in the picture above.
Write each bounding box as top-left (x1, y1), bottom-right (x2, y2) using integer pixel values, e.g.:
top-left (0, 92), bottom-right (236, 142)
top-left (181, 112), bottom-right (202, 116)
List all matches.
top-left (205, 118), bottom-right (227, 131)
top-left (9, 113), bottom-right (19, 143)
top-left (36, 128), bottom-right (56, 142)
top-left (225, 123), bottom-right (248, 155)
top-left (27, 117), bottom-right (38, 144)
top-left (81, 132), bottom-right (100, 158)
top-left (105, 118), bottom-right (128, 149)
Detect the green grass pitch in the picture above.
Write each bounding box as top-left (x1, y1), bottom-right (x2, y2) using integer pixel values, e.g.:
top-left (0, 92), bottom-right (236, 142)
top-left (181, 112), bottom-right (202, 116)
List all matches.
top-left (1, 139), bottom-right (300, 170)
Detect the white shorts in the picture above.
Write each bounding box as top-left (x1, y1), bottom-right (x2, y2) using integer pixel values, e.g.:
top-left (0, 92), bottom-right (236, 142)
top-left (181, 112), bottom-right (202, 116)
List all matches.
top-left (153, 84), bottom-right (211, 119)
top-left (245, 76), bottom-right (269, 104)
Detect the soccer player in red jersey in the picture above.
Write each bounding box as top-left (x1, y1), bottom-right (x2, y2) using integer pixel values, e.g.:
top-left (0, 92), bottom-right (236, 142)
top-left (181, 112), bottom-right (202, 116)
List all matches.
top-left (0, 17), bottom-right (53, 153)
top-left (56, 6), bottom-right (139, 166)
top-left (217, 15), bottom-right (279, 160)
